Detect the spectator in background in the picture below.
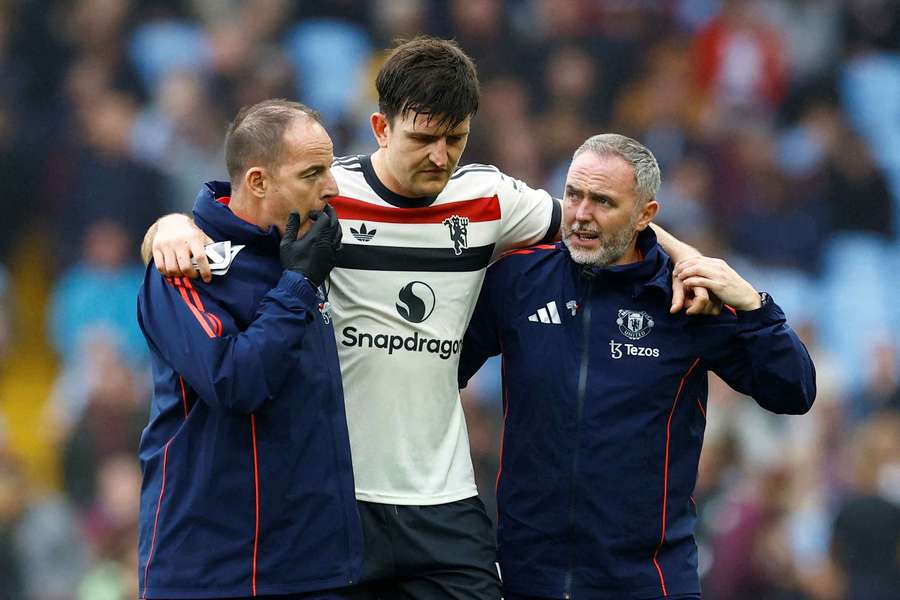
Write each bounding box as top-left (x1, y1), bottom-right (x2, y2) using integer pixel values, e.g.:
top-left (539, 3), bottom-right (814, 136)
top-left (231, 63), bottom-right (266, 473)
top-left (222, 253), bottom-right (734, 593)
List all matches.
top-left (49, 220), bottom-right (147, 369)
top-left (6, 457), bottom-right (88, 600)
top-left (129, 70), bottom-right (227, 213)
top-left (655, 153), bottom-right (717, 251)
top-left (831, 413), bottom-right (900, 600)
top-left (76, 453), bottom-right (141, 600)
top-left (852, 341), bottom-right (900, 421)
top-left (59, 333), bottom-right (146, 510)
top-left (822, 131), bottom-right (895, 239)
top-left (693, 0), bottom-right (787, 120)
top-left (43, 80), bottom-right (166, 268)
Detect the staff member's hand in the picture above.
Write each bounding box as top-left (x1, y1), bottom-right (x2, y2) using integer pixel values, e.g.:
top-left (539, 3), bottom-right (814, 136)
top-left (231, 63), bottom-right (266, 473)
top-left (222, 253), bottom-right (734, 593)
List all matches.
top-left (673, 257), bottom-right (762, 311)
top-left (280, 204), bottom-right (342, 287)
top-left (671, 278), bottom-right (722, 315)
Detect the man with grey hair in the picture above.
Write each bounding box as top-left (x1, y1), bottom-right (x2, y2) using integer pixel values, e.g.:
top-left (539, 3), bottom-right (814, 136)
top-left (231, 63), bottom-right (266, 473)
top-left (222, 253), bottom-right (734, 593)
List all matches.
top-left (459, 134), bottom-right (816, 600)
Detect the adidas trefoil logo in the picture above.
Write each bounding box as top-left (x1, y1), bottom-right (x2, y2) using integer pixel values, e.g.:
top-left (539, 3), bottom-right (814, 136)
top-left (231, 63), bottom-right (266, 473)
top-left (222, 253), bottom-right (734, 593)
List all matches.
top-left (350, 223), bottom-right (377, 242)
top-left (527, 301), bottom-right (562, 325)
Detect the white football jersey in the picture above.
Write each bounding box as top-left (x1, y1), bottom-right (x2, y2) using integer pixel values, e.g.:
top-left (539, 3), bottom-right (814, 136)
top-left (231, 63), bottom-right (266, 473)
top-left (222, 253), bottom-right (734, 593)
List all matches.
top-left (327, 155), bottom-right (560, 505)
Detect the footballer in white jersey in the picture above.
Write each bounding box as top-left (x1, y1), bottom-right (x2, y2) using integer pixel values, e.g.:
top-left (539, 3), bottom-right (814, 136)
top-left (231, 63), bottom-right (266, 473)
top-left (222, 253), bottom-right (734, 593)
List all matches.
top-left (328, 154), bottom-right (560, 505)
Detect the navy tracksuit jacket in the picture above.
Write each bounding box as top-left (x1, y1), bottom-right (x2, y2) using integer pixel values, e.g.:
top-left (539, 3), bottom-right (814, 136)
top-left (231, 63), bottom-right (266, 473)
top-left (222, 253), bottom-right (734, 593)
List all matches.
top-left (459, 229), bottom-right (815, 599)
top-left (137, 182), bottom-right (362, 598)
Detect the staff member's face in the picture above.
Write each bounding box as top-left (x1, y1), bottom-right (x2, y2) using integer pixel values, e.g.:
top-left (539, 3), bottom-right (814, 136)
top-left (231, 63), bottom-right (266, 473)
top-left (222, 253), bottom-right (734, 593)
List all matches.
top-left (562, 152), bottom-right (658, 266)
top-left (265, 118), bottom-right (338, 235)
top-left (371, 111), bottom-right (470, 197)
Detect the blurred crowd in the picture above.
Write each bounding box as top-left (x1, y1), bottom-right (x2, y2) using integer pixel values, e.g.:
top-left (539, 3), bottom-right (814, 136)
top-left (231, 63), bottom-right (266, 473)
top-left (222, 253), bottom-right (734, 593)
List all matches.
top-left (0, 0), bottom-right (898, 598)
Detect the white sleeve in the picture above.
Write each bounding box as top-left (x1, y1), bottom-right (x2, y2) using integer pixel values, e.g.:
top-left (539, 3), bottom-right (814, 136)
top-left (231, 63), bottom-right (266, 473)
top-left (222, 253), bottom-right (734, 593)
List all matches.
top-left (494, 173), bottom-right (562, 256)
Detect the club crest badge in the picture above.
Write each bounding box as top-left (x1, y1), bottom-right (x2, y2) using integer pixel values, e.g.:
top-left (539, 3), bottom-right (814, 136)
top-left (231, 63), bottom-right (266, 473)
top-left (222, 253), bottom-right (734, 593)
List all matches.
top-left (442, 215), bottom-right (469, 256)
top-left (617, 309), bottom-right (654, 340)
top-left (318, 301), bottom-right (333, 324)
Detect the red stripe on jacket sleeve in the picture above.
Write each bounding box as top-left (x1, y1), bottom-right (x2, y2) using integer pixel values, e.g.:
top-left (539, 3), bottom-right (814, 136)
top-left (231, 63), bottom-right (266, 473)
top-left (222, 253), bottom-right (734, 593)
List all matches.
top-left (166, 277), bottom-right (219, 338)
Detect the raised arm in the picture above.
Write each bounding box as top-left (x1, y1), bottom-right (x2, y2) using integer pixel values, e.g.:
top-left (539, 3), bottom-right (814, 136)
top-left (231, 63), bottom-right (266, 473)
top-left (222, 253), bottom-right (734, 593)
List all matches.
top-left (678, 256), bottom-right (816, 414)
top-left (141, 213), bottom-right (214, 282)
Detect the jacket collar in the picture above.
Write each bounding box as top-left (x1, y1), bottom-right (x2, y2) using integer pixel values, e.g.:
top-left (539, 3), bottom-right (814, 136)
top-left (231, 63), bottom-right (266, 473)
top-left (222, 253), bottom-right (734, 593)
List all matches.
top-left (565, 228), bottom-right (672, 297)
top-left (192, 181), bottom-right (281, 253)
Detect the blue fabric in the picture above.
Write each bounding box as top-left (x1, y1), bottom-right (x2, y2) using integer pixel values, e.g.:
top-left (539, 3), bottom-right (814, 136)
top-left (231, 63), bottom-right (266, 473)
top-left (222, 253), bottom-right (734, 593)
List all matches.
top-left (459, 229), bottom-right (815, 600)
top-left (137, 182), bottom-right (362, 598)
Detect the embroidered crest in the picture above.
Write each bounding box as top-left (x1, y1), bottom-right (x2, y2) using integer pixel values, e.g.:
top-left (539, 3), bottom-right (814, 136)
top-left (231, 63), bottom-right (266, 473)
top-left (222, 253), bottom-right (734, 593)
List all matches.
top-left (616, 309), bottom-right (654, 340)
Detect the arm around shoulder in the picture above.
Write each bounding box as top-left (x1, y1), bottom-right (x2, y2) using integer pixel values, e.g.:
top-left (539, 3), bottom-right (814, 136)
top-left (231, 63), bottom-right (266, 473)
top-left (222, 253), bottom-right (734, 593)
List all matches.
top-left (143, 213), bottom-right (214, 282)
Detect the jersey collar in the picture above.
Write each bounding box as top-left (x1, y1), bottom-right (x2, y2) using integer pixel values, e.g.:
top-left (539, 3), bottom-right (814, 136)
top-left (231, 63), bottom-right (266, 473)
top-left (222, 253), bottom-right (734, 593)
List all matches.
top-left (360, 155), bottom-right (438, 208)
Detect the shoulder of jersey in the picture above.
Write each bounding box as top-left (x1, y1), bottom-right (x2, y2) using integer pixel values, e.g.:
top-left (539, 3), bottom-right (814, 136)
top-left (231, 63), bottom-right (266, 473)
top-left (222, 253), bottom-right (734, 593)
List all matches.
top-left (332, 155), bottom-right (364, 173)
top-left (449, 162), bottom-right (500, 182)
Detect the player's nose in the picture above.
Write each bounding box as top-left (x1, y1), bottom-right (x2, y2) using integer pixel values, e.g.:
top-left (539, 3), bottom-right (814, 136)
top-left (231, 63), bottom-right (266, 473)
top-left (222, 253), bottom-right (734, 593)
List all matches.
top-left (429, 138), bottom-right (449, 168)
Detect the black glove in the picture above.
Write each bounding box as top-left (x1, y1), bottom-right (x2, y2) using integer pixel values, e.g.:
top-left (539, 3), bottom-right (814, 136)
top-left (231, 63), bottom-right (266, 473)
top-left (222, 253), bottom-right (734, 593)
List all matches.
top-left (280, 204), bottom-right (342, 287)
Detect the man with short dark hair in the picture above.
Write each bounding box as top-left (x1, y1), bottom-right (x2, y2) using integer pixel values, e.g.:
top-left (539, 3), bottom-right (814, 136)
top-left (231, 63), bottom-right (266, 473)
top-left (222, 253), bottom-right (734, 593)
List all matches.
top-left (137, 99), bottom-right (363, 599)
top-left (145, 39), bottom-right (710, 599)
top-left (459, 134), bottom-right (816, 600)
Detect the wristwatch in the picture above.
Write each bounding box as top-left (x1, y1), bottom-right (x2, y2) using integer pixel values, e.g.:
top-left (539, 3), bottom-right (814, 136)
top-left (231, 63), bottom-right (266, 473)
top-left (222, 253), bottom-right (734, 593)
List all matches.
top-left (758, 291), bottom-right (771, 307)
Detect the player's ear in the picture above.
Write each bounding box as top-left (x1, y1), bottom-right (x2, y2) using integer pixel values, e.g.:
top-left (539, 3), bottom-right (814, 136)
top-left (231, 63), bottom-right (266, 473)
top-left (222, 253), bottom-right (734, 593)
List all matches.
top-left (371, 113), bottom-right (390, 148)
top-left (635, 200), bottom-right (659, 231)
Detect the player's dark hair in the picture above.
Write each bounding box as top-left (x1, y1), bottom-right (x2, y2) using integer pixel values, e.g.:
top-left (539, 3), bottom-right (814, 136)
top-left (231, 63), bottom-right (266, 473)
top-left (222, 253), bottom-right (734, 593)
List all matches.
top-left (376, 36), bottom-right (479, 130)
top-left (224, 99), bottom-right (323, 183)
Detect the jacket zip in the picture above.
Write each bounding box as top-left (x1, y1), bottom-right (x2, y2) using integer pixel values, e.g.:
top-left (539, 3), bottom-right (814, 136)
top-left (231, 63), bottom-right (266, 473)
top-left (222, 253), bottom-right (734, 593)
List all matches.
top-left (565, 278), bottom-right (593, 599)
top-left (317, 286), bottom-right (356, 585)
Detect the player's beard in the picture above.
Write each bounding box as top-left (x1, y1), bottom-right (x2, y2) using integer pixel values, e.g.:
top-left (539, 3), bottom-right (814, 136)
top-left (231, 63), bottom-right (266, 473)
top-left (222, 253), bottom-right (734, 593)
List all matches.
top-left (563, 216), bottom-right (639, 267)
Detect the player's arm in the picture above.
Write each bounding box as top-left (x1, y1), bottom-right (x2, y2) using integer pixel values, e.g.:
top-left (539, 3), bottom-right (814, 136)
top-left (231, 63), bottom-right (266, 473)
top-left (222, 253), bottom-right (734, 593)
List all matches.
top-left (493, 174), bottom-right (561, 255)
top-left (141, 213), bottom-right (214, 282)
top-left (459, 267), bottom-right (503, 388)
top-left (139, 211), bottom-right (342, 414)
top-left (678, 256), bottom-right (816, 414)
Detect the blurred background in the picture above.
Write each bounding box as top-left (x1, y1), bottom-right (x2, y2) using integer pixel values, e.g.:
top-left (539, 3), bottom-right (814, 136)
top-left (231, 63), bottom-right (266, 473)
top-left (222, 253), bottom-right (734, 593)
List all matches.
top-left (0, 0), bottom-right (898, 598)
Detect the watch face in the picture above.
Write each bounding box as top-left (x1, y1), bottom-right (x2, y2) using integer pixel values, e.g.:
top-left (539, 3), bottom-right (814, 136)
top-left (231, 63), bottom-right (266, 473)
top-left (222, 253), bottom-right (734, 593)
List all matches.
top-left (759, 292), bottom-right (770, 306)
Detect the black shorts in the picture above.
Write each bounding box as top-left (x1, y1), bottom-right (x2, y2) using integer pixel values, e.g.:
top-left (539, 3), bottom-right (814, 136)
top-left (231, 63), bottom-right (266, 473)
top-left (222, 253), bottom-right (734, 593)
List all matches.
top-left (354, 495), bottom-right (502, 599)
top-left (158, 496), bottom-right (500, 600)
